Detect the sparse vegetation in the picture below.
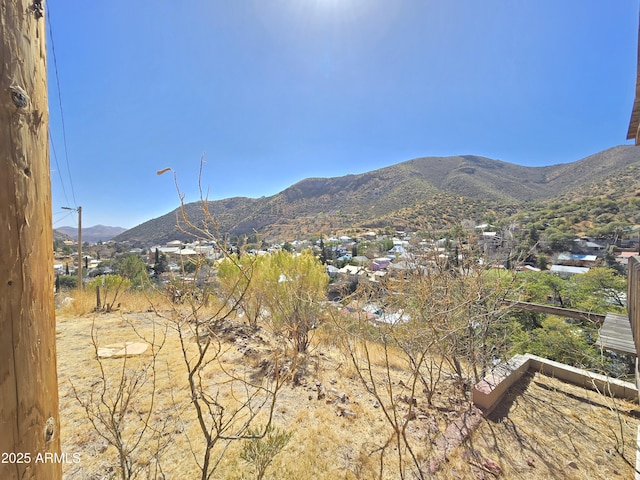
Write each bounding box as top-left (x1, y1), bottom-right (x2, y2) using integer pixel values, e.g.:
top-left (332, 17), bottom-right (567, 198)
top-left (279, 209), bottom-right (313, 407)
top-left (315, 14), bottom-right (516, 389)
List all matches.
top-left (70, 319), bottom-right (168, 480)
top-left (56, 300), bottom-right (638, 479)
top-left (87, 274), bottom-right (131, 313)
top-left (239, 425), bottom-right (292, 480)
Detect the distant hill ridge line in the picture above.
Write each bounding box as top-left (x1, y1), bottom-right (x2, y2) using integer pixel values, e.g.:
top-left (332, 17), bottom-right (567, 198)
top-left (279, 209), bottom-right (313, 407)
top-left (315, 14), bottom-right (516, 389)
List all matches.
top-left (114, 145), bottom-right (640, 245)
top-left (57, 225), bottom-right (127, 242)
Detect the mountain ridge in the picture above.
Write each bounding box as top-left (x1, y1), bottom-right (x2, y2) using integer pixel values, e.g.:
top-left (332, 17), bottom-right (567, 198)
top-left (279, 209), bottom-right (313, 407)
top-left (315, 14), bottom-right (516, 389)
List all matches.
top-left (57, 225), bottom-right (128, 243)
top-left (114, 145), bottom-right (640, 245)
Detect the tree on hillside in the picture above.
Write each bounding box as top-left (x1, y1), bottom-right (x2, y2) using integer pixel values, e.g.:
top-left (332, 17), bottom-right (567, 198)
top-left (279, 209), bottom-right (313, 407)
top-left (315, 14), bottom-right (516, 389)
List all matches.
top-left (536, 253), bottom-right (548, 270)
top-left (528, 225), bottom-right (539, 247)
top-left (217, 253), bottom-right (267, 330)
top-left (519, 271), bottom-right (570, 307)
top-left (379, 238), bottom-right (394, 253)
top-left (572, 267), bottom-right (627, 313)
top-left (114, 253), bottom-right (148, 288)
top-left (603, 247), bottom-right (626, 275)
top-left (517, 268), bottom-right (627, 315)
top-left (319, 238), bottom-right (328, 265)
top-left (58, 275), bottom-right (76, 290)
top-left (588, 221), bottom-right (631, 243)
top-left (510, 316), bottom-right (602, 369)
top-left (543, 228), bottom-right (574, 251)
top-left (262, 250), bottom-right (328, 354)
top-left (282, 241), bottom-right (294, 252)
top-left (152, 248), bottom-right (168, 277)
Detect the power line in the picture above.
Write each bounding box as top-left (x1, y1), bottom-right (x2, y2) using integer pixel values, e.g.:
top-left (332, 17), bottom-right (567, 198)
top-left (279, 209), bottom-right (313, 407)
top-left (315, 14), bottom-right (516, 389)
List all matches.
top-left (46, 3), bottom-right (77, 207)
top-left (49, 127), bottom-right (71, 208)
top-left (53, 211), bottom-right (74, 227)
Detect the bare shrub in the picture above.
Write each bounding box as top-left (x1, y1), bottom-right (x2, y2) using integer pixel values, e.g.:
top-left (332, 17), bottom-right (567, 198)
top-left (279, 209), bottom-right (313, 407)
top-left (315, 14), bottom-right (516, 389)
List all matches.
top-left (71, 317), bottom-right (168, 480)
top-left (331, 234), bottom-right (517, 478)
top-left (149, 163), bottom-right (287, 479)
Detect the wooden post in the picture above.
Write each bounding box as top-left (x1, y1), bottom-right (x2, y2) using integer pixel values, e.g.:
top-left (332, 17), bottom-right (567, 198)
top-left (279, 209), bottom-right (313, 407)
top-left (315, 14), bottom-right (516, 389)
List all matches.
top-left (0, 1), bottom-right (62, 479)
top-left (62, 205), bottom-right (82, 288)
top-left (77, 205), bottom-right (82, 289)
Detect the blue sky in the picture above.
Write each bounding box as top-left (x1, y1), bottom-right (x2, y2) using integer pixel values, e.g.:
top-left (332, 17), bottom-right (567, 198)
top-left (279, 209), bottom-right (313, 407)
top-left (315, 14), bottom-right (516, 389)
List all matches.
top-left (48, 1), bottom-right (639, 229)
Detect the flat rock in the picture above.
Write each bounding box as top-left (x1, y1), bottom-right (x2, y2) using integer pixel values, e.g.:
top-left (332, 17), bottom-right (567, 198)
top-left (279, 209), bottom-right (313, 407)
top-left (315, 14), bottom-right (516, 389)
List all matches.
top-left (97, 342), bottom-right (149, 358)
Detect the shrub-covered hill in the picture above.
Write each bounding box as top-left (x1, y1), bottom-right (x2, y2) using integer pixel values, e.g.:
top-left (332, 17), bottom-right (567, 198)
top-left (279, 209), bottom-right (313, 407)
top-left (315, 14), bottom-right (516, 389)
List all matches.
top-left (114, 145), bottom-right (640, 245)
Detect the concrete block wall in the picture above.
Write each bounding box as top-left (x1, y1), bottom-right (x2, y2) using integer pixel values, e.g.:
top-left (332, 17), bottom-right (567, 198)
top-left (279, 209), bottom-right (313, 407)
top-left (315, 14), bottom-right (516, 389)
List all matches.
top-left (472, 354), bottom-right (530, 413)
top-left (472, 353), bottom-right (639, 415)
top-left (527, 354), bottom-right (638, 401)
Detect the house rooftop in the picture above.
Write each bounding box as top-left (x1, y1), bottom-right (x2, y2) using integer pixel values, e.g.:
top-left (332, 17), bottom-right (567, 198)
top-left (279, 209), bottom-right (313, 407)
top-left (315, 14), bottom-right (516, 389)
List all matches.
top-left (550, 265), bottom-right (590, 275)
top-left (557, 253), bottom-right (598, 262)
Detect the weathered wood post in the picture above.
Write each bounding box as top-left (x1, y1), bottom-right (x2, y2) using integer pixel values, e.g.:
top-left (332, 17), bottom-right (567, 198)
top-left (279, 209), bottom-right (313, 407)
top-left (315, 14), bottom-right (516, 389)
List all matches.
top-left (61, 205), bottom-right (82, 288)
top-left (78, 205), bottom-right (82, 289)
top-left (0, 1), bottom-right (62, 479)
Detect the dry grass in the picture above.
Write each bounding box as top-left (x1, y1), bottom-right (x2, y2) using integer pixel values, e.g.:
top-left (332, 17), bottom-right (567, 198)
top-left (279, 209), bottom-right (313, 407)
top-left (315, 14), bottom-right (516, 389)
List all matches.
top-left (56, 287), bottom-right (172, 316)
top-left (436, 373), bottom-right (639, 479)
top-left (55, 292), bottom-right (639, 479)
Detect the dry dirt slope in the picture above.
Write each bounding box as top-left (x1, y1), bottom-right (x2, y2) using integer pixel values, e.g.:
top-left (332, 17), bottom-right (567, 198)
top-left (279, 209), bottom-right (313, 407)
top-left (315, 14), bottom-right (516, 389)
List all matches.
top-left (55, 310), bottom-right (639, 479)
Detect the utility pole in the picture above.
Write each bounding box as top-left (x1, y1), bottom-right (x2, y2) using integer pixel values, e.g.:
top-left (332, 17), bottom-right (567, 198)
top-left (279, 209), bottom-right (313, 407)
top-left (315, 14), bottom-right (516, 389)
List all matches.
top-left (62, 205), bottom-right (82, 289)
top-left (78, 205), bottom-right (82, 289)
top-left (0, 1), bottom-right (62, 479)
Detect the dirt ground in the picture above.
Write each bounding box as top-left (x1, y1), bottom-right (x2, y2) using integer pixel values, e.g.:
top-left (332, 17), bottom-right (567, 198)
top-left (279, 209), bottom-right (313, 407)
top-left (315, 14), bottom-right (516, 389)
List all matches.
top-left (454, 372), bottom-right (640, 480)
top-left (55, 310), bottom-right (639, 479)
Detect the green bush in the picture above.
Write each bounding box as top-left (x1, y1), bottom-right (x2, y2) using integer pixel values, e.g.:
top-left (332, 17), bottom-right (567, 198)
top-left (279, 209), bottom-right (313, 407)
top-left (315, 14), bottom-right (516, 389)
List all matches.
top-left (58, 275), bottom-right (77, 290)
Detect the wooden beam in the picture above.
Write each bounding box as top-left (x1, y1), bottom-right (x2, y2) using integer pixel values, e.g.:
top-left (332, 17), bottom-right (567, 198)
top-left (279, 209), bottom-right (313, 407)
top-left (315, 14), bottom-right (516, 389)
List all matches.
top-left (0, 1), bottom-right (62, 479)
top-left (507, 301), bottom-right (606, 323)
top-left (596, 313), bottom-right (636, 356)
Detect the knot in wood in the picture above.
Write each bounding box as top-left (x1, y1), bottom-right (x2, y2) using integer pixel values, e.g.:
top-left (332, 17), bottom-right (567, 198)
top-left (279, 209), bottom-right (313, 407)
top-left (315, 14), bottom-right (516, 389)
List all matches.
top-left (44, 417), bottom-right (56, 442)
top-left (31, 0), bottom-right (44, 19)
top-left (10, 86), bottom-right (29, 109)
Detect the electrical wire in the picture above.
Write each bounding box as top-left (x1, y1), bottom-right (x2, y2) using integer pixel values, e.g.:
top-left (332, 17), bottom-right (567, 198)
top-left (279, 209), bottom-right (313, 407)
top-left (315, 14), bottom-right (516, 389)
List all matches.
top-left (53, 211), bottom-right (74, 227)
top-left (46, 3), bottom-right (77, 207)
top-left (49, 128), bottom-right (71, 208)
